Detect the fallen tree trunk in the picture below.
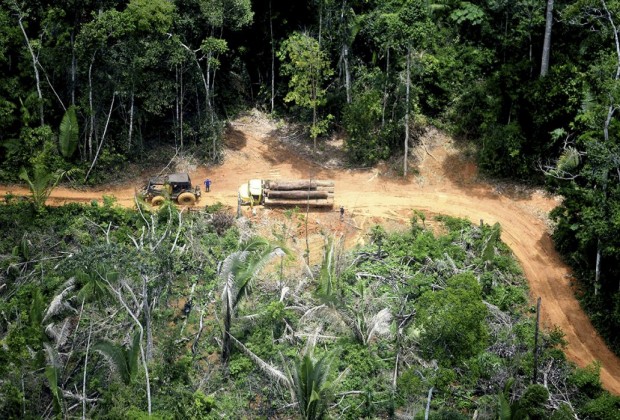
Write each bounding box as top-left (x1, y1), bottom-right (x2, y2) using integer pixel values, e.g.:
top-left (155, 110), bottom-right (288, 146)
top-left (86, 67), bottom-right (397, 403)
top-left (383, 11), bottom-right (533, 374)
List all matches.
top-left (315, 186), bottom-right (335, 193)
top-left (266, 180), bottom-right (334, 190)
top-left (265, 198), bottom-right (334, 207)
top-left (266, 190), bottom-right (328, 199)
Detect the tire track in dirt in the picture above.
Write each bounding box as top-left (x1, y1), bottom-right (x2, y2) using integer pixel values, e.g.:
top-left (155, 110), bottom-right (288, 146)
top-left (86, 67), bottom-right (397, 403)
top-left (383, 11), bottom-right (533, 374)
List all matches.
top-left (2, 118), bottom-right (619, 395)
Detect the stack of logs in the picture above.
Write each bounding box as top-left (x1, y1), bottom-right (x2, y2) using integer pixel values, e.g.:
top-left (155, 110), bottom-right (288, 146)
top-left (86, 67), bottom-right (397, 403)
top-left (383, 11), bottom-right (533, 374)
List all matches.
top-left (264, 180), bottom-right (334, 207)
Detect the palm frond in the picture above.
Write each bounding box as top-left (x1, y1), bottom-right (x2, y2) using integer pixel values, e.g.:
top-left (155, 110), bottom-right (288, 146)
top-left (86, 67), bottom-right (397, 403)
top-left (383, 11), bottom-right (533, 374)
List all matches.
top-left (221, 271), bottom-right (236, 312)
top-left (76, 269), bottom-right (114, 305)
top-left (287, 347), bottom-right (338, 420)
top-left (219, 237), bottom-right (280, 363)
top-left (280, 286), bottom-right (290, 302)
top-left (299, 304), bottom-right (328, 323)
top-left (30, 288), bottom-right (45, 327)
top-left (239, 236), bottom-right (270, 253)
top-left (18, 167), bottom-right (36, 195)
top-left (43, 342), bottom-right (61, 369)
top-left (228, 333), bottom-right (290, 385)
top-left (94, 340), bottom-right (131, 385)
top-left (127, 331), bottom-right (141, 378)
top-left (59, 105), bottom-right (79, 158)
top-left (45, 318), bottom-right (72, 347)
top-left (45, 364), bottom-right (63, 415)
top-left (219, 250), bottom-right (246, 279)
top-left (305, 327), bottom-right (322, 354)
top-left (43, 342), bottom-right (65, 415)
top-left (556, 146), bottom-right (581, 173)
top-left (103, 268), bottom-right (119, 283)
top-left (233, 246), bottom-right (278, 307)
top-left (365, 307), bottom-right (392, 344)
top-left (43, 278), bottom-right (75, 322)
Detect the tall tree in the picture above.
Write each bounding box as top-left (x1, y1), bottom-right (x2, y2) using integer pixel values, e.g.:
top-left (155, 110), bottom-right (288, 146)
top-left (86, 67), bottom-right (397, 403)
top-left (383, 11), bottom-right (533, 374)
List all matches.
top-left (7, 2), bottom-right (44, 126)
top-left (279, 32), bottom-right (334, 151)
top-left (549, 0), bottom-right (620, 351)
top-left (404, 47), bottom-right (410, 176)
top-left (540, 0), bottom-right (554, 76)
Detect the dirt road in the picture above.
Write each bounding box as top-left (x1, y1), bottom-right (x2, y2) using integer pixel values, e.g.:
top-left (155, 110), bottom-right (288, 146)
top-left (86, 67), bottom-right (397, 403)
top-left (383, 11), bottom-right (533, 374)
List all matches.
top-left (3, 115), bottom-right (619, 395)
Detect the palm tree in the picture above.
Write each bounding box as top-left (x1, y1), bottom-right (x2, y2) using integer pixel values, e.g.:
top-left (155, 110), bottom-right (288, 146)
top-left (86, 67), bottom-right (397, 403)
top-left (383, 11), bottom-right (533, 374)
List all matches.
top-left (19, 165), bottom-right (76, 211)
top-left (312, 281), bottom-right (392, 347)
top-left (228, 333), bottom-right (340, 420)
top-left (219, 236), bottom-right (281, 362)
top-left (287, 349), bottom-right (338, 420)
top-left (94, 331), bottom-right (141, 385)
top-left (497, 379), bottom-right (528, 420)
top-left (333, 284), bottom-right (392, 347)
top-left (75, 266), bottom-right (116, 307)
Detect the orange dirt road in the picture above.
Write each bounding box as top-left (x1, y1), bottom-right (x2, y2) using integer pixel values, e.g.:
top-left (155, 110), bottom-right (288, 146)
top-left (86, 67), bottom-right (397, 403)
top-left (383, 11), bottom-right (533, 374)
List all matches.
top-left (2, 115), bottom-right (619, 395)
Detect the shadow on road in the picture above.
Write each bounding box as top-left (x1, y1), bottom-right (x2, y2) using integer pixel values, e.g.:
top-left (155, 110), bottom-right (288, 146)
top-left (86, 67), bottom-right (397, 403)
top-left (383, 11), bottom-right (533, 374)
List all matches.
top-left (440, 140), bottom-right (540, 202)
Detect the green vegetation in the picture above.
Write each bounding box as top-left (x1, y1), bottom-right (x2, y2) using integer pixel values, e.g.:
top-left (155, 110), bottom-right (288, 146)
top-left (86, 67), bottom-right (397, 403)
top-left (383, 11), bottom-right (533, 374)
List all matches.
top-left (1, 0), bottom-right (620, 415)
top-left (1, 198), bottom-right (618, 417)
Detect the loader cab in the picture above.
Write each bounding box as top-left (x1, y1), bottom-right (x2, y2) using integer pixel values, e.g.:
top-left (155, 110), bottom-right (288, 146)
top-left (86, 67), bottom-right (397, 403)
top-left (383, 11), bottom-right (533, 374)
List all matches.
top-left (167, 173), bottom-right (193, 196)
top-left (238, 179), bottom-right (264, 205)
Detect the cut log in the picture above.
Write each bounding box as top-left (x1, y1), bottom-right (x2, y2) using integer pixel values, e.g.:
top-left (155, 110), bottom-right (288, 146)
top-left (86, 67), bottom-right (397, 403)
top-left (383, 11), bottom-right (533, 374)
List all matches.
top-left (266, 180), bottom-right (334, 190)
top-left (316, 186), bottom-right (335, 193)
top-left (265, 198), bottom-right (334, 207)
top-left (266, 190), bottom-right (328, 199)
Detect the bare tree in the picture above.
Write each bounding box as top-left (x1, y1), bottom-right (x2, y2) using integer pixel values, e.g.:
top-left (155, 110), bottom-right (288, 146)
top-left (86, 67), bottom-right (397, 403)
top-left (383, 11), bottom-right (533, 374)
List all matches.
top-left (270, 0), bottom-right (275, 113)
top-left (541, 0), bottom-right (555, 76)
top-left (11, 3), bottom-right (44, 126)
top-left (404, 47), bottom-right (411, 177)
top-left (84, 92), bottom-right (116, 182)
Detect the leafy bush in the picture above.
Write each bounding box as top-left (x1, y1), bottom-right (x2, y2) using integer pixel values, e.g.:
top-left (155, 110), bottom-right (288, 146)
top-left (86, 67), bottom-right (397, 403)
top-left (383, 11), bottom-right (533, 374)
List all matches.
top-left (569, 363), bottom-right (603, 399)
top-left (519, 384), bottom-right (550, 419)
top-left (343, 88), bottom-right (393, 165)
top-left (414, 273), bottom-right (488, 365)
top-left (579, 394), bottom-right (620, 420)
top-left (478, 122), bottom-right (529, 178)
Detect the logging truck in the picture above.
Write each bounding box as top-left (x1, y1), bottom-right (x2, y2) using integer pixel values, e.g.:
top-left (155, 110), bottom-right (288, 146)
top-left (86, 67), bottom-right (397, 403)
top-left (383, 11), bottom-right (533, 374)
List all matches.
top-left (238, 179), bottom-right (334, 208)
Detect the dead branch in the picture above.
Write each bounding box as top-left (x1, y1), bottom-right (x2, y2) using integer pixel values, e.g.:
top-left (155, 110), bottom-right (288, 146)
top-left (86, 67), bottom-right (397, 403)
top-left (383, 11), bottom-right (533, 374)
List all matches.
top-left (82, 321), bottom-right (92, 420)
top-left (191, 306), bottom-right (205, 355)
top-left (62, 390), bottom-right (98, 403)
top-left (170, 208), bottom-right (184, 253)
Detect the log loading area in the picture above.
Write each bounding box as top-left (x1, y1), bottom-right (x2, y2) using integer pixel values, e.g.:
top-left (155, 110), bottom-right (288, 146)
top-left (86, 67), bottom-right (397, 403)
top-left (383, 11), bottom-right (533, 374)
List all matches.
top-left (264, 180), bottom-right (334, 207)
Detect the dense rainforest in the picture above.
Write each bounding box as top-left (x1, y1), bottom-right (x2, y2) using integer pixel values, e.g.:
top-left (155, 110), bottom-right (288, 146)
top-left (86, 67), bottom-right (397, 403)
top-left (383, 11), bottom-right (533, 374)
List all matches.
top-left (1, 0), bottom-right (620, 417)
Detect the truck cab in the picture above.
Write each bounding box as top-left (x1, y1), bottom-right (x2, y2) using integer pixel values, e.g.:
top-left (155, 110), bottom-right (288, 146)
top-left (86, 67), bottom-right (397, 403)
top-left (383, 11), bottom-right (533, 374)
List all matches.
top-left (238, 179), bottom-right (264, 206)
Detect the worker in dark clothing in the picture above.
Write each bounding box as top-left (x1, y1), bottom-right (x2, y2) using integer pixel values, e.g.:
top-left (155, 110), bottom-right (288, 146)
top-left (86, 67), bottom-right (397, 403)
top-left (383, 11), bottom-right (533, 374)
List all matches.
top-left (204, 178), bottom-right (211, 192)
top-left (340, 206), bottom-right (344, 221)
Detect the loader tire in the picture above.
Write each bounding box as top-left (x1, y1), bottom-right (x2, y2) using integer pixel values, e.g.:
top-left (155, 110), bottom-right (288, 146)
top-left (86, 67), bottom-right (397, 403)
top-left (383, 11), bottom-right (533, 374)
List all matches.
top-left (177, 192), bottom-right (196, 206)
top-left (151, 196), bottom-right (165, 206)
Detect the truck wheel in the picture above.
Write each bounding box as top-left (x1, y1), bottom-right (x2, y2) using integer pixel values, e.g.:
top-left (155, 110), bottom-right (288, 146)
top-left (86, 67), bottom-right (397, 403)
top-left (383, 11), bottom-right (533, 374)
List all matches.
top-left (177, 192), bottom-right (196, 206)
top-left (151, 196), bottom-right (165, 206)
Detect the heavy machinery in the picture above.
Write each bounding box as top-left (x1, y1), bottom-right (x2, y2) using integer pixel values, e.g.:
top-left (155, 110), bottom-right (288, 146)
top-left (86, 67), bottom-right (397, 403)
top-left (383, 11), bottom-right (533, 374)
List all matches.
top-left (141, 173), bottom-right (201, 206)
top-left (238, 179), bottom-right (334, 208)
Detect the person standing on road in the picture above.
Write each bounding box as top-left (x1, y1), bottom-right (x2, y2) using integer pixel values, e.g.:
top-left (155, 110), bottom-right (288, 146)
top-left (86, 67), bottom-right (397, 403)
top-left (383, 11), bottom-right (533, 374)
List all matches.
top-left (340, 206), bottom-right (344, 221)
top-left (204, 178), bottom-right (211, 192)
